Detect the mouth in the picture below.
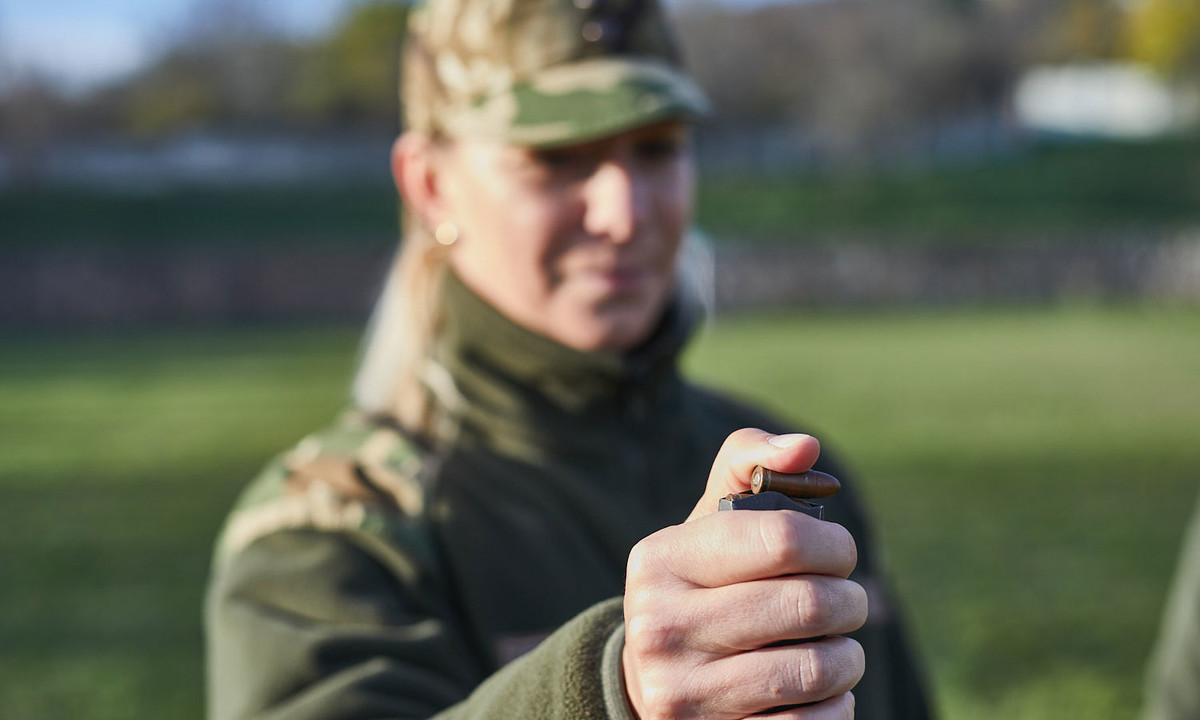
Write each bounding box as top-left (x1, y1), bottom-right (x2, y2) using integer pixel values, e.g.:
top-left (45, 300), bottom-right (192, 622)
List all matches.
top-left (578, 264), bottom-right (659, 294)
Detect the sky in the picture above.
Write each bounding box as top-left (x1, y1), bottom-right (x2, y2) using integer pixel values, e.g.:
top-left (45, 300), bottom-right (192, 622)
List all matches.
top-left (0, 0), bottom-right (361, 92)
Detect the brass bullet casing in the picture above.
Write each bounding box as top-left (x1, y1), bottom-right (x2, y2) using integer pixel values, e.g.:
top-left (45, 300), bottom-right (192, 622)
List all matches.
top-left (718, 467), bottom-right (840, 518)
top-left (750, 467), bottom-right (840, 499)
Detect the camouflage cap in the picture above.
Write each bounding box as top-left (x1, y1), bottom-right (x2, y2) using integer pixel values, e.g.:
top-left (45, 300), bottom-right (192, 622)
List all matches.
top-left (403, 0), bottom-right (710, 147)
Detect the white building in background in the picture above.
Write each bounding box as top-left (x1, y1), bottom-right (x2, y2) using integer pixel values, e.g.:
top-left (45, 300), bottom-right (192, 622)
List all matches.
top-left (1015, 62), bottom-right (1200, 139)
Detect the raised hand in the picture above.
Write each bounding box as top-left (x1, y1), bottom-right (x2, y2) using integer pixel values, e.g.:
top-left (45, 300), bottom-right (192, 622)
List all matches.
top-left (622, 429), bottom-right (867, 719)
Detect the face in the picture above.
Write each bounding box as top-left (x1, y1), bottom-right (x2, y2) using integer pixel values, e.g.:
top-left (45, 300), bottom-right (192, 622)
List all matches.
top-left (432, 121), bottom-right (694, 352)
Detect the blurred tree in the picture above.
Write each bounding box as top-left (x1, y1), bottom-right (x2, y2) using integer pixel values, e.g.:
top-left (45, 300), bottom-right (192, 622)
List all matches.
top-left (81, 0), bottom-right (412, 136)
top-left (1048, 0), bottom-right (1127, 61)
top-left (0, 76), bottom-right (66, 187)
top-left (675, 0), bottom-right (1028, 170)
top-left (121, 54), bottom-right (221, 135)
top-left (289, 1), bottom-right (410, 129)
top-left (117, 0), bottom-right (303, 134)
top-left (7, 0), bottom-right (1153, 177)
top-left (1124, 0), bottom-right (1200, 88)
top-left (932, 0), bottom-right (976, 15)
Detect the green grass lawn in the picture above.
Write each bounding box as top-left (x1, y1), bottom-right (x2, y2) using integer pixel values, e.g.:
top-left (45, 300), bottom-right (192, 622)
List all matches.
top-left (685, 305), bottom-right (1200, 719)
top-left (2, 306), bottom-right (1198, 719)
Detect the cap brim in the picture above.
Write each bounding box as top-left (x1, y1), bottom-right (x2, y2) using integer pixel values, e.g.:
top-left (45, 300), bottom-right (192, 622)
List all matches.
top-left (442, 57), bottom-right (710, 148)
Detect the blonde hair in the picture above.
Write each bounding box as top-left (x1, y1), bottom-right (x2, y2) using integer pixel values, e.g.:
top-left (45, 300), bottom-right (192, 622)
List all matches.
top-left (351, 216), bottom-right (451, 435)
top-left (351, 38), bottom-right (456, 436)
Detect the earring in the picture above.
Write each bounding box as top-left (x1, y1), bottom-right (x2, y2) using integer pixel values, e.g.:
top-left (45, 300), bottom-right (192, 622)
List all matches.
top-left (435, 221), bottom-right (459, 246)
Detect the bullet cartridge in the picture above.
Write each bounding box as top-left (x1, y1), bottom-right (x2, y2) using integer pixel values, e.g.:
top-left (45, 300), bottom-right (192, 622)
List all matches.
top-left (750, 467), bottom-right (840, 499)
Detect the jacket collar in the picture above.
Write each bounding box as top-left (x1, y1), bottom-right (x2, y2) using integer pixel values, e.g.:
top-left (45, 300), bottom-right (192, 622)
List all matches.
top-left (429, 270), bottom-right (693, 453)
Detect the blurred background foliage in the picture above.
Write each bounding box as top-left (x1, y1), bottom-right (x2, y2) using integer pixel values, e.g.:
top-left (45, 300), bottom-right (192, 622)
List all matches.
top-left (1125, 0), bottom-right (1200, 81)
top-left (2, 0), bottom-right (1199, 184)
top-left (3, 0), bottom-right (1199, 250)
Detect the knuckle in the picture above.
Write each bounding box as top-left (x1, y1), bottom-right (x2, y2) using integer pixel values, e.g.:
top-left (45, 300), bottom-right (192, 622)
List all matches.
top-left (846, 639), bottom-right (866, 686)
top-left (638, 680), bottom-right (689, 720)
top-left (795, 638), bottom-right (863, 701)
top-left (756, 513), bottom-right (802, 567)
top-left (626, 540), bottom-right (653, 581)
top-left (797, 645), bottom-right (835, 698)
top-left (726, 427), bottom-right (763, 446)
top-left (829, 692), bottom-right (855, 720)
top-left (626, 532), bottom-right (670, 585)
top-left (792, 639), bottom-right (865, 702)
top-left (842, 692), bottom-right (857, 720)
top-left (789, 579), bottom-right (830, 631)
top-left (622, 585), bottom-right (654, 623)
top-left (626, 611), bottom-right (682, 656)
top-left (849, 581), bottom-right (869, 629)
top-left (835, 525), bottom-right (859, 572)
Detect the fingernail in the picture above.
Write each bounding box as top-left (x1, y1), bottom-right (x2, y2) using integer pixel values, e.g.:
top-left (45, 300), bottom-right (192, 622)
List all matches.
top-left (768, 433), bottom-right (809, 448)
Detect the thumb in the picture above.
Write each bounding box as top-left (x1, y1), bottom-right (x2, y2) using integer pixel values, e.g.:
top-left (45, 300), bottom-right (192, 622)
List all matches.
top-left (686, 428), bottom-right (821, 522)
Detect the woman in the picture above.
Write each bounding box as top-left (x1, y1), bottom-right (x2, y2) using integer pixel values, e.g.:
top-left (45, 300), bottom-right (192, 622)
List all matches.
top-left (206, 0), bottom-right (932, 718)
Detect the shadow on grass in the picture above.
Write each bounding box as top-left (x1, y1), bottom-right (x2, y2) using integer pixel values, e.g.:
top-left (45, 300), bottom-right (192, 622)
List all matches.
top-left (0, 468), bottom-right (254, 719)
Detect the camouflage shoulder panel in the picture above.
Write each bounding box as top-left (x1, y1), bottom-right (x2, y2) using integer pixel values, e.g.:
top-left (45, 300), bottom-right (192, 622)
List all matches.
top-left (214, 411), bottom-right (431, 566)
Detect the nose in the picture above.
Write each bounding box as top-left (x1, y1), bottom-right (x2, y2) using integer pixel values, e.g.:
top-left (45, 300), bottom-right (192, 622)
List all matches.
top-left (582, 158), bottom-right (645, 244)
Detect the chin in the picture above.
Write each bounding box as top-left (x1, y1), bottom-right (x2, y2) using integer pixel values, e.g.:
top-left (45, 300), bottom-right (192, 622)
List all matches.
top-left (570, 311), bottom-right (661, 352)
top-left (551, 283), bottom-right (671, 351)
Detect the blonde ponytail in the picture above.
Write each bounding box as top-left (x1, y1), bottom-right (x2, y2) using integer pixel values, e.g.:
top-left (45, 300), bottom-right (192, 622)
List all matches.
top-left (352, 216), bottom-right (452, 436)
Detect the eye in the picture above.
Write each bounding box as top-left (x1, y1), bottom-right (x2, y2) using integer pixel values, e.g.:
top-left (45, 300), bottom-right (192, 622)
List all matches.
top-left (529, 147), bottom-right (600, 180)
top-left (635, 136), bottom-right (687, 164)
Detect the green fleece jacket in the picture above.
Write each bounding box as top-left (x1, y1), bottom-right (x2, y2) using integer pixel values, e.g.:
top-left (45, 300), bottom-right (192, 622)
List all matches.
top-left (205, 272), bottom-right (932, 720)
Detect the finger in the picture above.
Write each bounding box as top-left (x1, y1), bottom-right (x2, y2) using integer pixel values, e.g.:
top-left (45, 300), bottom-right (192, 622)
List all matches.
top-left (687, 428), bottom-right (822, 522)
top-left (677, 576), bottom-right (868, 652)
top-left (629, 508), bottom-right (857, 589)
top-left (760, 692), bottom-right (855, 720)
top-left (698, 636), bottom-right (864, 715)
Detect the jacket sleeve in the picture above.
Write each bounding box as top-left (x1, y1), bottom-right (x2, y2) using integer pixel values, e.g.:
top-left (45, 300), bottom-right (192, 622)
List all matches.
top-left (206, 528), bottom-right (633, 720)
top-left (1142, 494), bottom-right (1200, 720)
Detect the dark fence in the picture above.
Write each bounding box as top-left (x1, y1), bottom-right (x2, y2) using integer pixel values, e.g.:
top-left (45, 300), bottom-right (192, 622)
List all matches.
top-left (9, 231), bottom-right (1200, 331)
top-left (715, 236), bottom-right (1200, 309)
top-left (1, 245), bottom-right (394, 328)
top-left (3, 235), bottom-right (1199, 329)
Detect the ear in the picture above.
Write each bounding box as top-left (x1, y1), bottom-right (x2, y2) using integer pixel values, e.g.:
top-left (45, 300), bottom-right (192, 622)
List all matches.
top-left (391, 132), bottom-right (450, 228)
